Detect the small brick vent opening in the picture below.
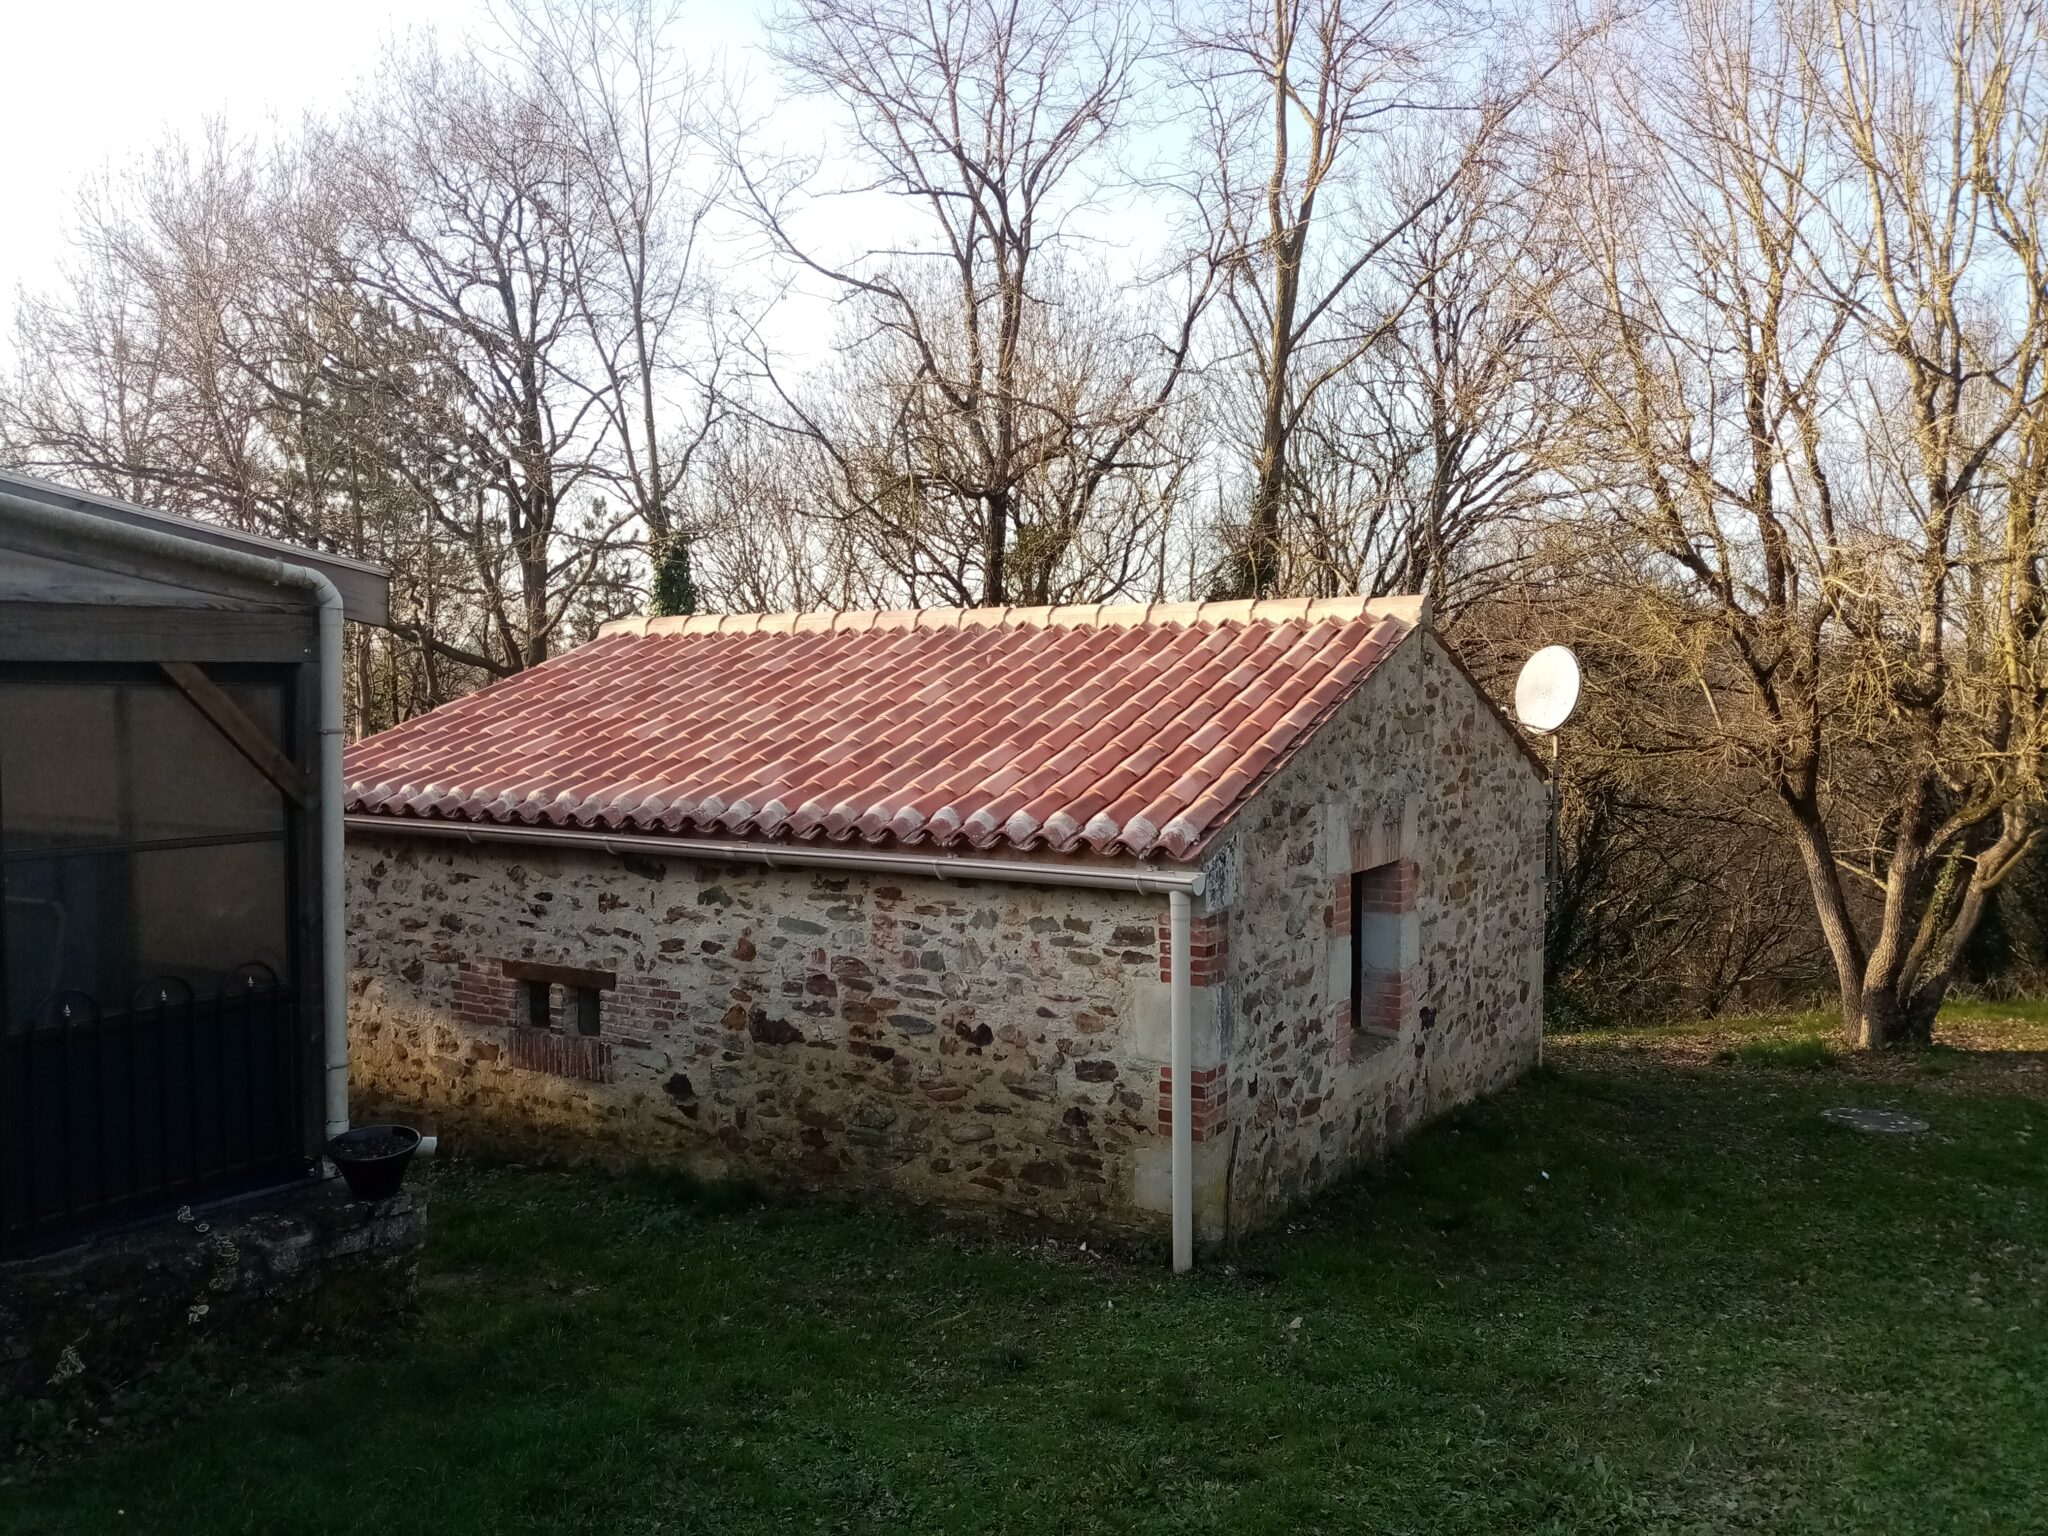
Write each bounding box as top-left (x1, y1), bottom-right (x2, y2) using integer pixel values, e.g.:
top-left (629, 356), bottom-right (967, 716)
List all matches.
top-left (498, 959), bottom-right (616, 1083)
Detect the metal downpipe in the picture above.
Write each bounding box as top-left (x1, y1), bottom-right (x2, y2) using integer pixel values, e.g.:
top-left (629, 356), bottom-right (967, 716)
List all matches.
top-left (1168, 888), bottom-right (1194, 1274)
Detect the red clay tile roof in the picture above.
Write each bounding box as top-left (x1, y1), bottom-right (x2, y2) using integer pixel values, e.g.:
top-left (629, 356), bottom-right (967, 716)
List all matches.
top-left (344, 596), bottom-right (1425, 863)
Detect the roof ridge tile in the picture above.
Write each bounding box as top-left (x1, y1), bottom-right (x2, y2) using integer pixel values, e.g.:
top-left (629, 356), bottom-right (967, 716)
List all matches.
top-left (598, 593), bottom-right (1429, 640)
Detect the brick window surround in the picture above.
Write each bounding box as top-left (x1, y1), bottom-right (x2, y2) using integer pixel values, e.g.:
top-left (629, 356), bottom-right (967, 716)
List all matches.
top-left (1352, 860), bottom-right (1416, 1039)
top-left (497, 958), bottom-right (617, 1083)
top-left (1325, 856), bottom-right (1418, 1056)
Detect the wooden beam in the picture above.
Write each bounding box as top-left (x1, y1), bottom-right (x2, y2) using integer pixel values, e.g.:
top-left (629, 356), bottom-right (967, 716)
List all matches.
top-left (500, 957), bottom-right (618, 992)
top-left (0, 604), bottom-right (316, 663)
top-left (158, 660), bottom-right (310, 808)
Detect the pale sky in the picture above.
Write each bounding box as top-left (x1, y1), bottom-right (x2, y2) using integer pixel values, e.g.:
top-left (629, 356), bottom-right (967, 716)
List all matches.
top-left (0, 0), bottom-right (785, 314)
top-left (1, 1), bottom-right (457, 305)
top-left (0, 0), bottom-right (1173, 370)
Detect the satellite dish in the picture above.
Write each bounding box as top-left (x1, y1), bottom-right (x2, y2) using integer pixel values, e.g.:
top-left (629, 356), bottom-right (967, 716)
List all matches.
top-left (1514, 645), bottom-right (1581, 734)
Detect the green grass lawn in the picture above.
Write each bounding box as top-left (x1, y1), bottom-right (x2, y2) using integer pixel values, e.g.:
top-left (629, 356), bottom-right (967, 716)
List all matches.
top-left (1553, 1000), bottom-right (2048, 1097)
top-left (5, 1051), bottom-right (2046, 1535)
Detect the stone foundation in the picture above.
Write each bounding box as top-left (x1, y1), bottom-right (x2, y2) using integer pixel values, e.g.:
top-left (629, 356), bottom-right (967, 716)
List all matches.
top-left (0, 1179), bottom-right (425, 1402)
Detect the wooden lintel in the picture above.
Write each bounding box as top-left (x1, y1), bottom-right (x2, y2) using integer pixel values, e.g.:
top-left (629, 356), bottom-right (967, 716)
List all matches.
top-left (158, 660), bottom-right (311, 808)
top-left (500, 957), bottom-right (618, 992)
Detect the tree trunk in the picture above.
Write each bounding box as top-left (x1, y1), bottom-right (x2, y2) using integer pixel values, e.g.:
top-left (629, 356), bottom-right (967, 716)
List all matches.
top-left (1850, 982), bottom-right (1936, 1050)
top-left (982, 487), bottom-right (1009, 607)
top-left (1781, 792), bottom-right (1867, 1037)
top-left (1241, 416), bottom-right (1287, 599)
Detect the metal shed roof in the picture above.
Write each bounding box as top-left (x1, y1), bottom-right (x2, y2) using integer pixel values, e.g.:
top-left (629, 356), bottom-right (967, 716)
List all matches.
top-left (0, 469), bottom-right (390, 627)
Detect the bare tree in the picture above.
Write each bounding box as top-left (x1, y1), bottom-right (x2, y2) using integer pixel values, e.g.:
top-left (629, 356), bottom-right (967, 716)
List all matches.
top-left (5, 130), bottom-right (301, 528)
top-left (328, 44), bottom-right (636, 672)
top-left (1269, 150), bottom-right (1581, 609)
top-left (495, 0), bottom-right (735, 567)
top-left (739, 0), bottom-right (1216, 606)
top-left (1464, 561), bottom-right (1838, 1019)
top-left (1547, 0), bottom-right (2046, 1046)
top-left (0, 129), bottom-right (494, 731)
top-left (3, 11), bottom-right (736, 709)
top-left (682, 418), bottom-right (875, 611)
top-left (1180, 0), bottom-right (1575, 598)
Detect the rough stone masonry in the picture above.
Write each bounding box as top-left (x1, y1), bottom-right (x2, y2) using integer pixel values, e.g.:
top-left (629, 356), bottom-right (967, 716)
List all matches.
top-left (345, 630), bottom-right (1546, 1243)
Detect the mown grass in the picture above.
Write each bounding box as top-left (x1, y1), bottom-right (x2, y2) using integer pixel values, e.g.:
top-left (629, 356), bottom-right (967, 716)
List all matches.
top-left (1558, 1001), bottom-right (2048, 1087)
top-left (4, 1058), bottom-right (2046, 1535)
top-left (1560, 997), bottom-right (2048, 1042)
top-left (1715, 1034), bottom-right (1840, 1071)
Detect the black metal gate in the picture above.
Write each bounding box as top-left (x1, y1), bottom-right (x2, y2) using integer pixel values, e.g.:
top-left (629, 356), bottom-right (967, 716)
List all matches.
top-left (0, 963), bottom-right (308, 1256)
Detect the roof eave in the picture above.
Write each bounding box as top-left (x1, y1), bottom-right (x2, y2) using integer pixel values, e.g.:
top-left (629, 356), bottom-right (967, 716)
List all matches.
top-left (0, 469), bottom-right (391, 626)
top-left (344, 812), bottom-right (1208, 895)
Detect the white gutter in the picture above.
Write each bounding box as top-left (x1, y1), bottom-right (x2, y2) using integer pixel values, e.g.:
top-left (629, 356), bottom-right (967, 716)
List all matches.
top-left (346, 813), bottom-right (1208, 1270)
top-left (343, 815), bottom-right (1207, 897)
top-left (312, 589), bottom-right (348, 1139)
top-left (1, 489), bottom-right (354, 1146)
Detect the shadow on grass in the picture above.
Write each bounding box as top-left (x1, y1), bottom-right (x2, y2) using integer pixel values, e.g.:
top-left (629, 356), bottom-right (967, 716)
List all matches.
top-left (5, 1065), bottom-right (2046, 1536)
top-left (1554, 1000), bottom-right (2048, 1104)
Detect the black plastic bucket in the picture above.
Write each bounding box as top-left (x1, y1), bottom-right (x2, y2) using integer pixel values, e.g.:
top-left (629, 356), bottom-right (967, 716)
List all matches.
top-left (325, 1124), bottom-right (422, 1201)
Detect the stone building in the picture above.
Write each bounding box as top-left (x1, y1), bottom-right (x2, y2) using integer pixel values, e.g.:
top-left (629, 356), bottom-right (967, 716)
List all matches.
top-left (343, 596), bottom-right (1547, 1267)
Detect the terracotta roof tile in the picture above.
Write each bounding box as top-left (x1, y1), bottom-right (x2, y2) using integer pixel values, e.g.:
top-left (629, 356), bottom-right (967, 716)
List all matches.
top-left (345, 596), bottom-right (1425, 863)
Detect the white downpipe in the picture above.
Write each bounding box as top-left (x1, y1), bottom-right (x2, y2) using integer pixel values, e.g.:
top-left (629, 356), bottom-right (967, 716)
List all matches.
top-left (0, 489), bottom-right (354, 1146)
top-left (314, 587), bottom-right (348, 1139)
top-left (347, 813), bottom-right (1209, 1269)
top-left (1168, 888), bottom-right (1194, 1274)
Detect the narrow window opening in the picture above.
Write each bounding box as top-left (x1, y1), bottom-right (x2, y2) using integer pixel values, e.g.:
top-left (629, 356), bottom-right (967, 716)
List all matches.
top-left (1350, 867), bottom-right (1367, 1037)
top-left (525, 980), bottom-right (551, 1031)
top-left (573, 985), bottom-right (602, 1037)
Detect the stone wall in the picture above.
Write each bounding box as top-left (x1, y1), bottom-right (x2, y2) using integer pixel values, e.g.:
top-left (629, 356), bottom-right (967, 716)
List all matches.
top-left (346, 844), bottom-right (1193, 1232)
top-left (1201, 630), bottom-right (1548, 1231)
top-left (0, 1181), bottom-right (423, 1404)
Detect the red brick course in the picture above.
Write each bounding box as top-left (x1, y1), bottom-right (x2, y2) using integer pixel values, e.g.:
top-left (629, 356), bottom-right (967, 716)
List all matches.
top-left (453, 957), bottom-right (636, 1080)
top-left (1156, 914), bottom-right (1229, 985)
top-left (1156, 1064), bottom-right (1229, 1142)
top-left (1357, 859), bottom-right (1419, 913)
top-left (1325, 855), bottom-right (1418, 1044)
top-left (1329, 999), bottom-right (1354, 1065)
top-left (1324, 873), bottom-right (1352, 932)
top-left (507, 1029), bottom-right (613, 1083)
top-left (1357, 969), bottom-right (1408, 1036)
top-left (452, 960), bottom-right (517, 1027)
top-left (608, 975), bottom-right (682, 1039)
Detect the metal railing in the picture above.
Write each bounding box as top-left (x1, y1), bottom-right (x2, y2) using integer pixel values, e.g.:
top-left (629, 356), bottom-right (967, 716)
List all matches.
top-left (0, 964), bottom-right (309, 1256)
